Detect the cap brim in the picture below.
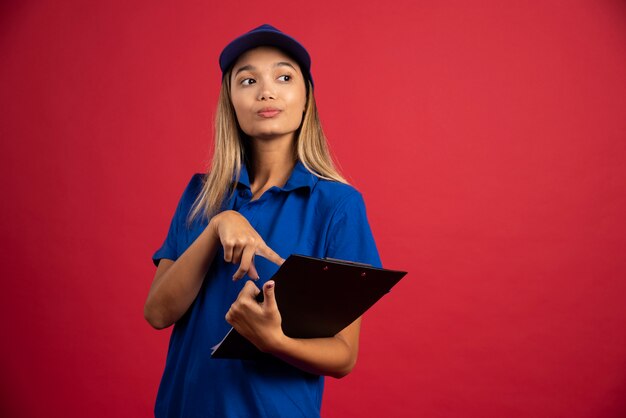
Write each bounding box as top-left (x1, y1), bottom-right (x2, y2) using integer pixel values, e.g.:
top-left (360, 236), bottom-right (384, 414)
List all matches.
top-left (219, 26), bottom-right (312, 86)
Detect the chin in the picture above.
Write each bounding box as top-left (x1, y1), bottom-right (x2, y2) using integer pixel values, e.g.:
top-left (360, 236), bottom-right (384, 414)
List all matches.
top-left (246, 128), bottom-right (295, 140)
top-left (254, 133), bottom-right (291, 141)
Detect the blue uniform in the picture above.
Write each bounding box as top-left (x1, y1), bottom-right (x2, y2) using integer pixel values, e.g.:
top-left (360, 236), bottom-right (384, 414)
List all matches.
top-left (152, 161), bottom-right (381, 418)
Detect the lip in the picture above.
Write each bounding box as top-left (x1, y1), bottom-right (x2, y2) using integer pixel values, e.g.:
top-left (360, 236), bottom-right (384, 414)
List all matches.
top-left (257, 108), bottom-right (282, 118)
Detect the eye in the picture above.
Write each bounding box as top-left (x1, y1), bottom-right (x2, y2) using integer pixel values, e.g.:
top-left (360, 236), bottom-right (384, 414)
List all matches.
top-left (278, 75), bottom-right (291, 82)
top-left (240, 78), bottom-right (255, 86)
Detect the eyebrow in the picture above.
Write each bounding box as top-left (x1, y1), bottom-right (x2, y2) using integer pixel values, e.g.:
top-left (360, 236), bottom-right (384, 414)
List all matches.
top-left (233, 62), bottom-right (298, 77)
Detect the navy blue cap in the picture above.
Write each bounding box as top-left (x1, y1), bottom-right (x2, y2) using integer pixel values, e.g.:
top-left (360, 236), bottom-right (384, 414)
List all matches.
top-left (219, 24), bottom-right (313, 88)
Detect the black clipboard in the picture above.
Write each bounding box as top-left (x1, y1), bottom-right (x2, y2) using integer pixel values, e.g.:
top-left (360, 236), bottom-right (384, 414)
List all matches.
top-left (211, 254), bottom-right (407, 360)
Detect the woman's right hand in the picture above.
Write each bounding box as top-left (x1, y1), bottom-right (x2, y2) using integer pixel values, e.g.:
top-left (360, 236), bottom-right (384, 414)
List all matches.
top-left (209, 210), bottom-right (284, 281)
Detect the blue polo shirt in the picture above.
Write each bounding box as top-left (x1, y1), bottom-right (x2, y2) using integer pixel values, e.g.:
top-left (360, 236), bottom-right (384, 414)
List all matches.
top-left (152, 161), bottom-right (381, 418)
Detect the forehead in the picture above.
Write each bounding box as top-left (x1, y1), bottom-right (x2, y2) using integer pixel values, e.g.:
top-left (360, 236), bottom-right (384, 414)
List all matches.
top-left (231, 46), bottom-right (302, 72)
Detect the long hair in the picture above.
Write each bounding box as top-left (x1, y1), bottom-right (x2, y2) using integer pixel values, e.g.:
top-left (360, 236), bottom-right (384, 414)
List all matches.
top-left (188, 70), bottom-right (347, 223)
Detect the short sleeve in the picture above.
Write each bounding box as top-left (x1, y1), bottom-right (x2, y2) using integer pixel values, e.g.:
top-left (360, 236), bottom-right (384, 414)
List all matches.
top-left (152, 174), bottom-right (203, 266)
top-left (325, 191), bottom-right (382, 268)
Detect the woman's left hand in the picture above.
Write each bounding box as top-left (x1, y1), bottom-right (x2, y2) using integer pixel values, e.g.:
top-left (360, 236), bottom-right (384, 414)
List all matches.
top-left (225, 280), bottom-right (285, 353)
top-left (227, 279), bottom-right (361, 378)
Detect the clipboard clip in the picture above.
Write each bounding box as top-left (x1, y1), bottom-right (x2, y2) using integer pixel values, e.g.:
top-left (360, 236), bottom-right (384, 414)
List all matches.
top-left (323, 257), bottom-right (373, 267)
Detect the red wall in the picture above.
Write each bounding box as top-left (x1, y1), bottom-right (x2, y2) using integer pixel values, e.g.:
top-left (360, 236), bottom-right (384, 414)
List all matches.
top-left (2, 1), bottom-right (625, 417)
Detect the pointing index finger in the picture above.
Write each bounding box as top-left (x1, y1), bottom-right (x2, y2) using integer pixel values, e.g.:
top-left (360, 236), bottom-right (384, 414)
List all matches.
top-left (256, 244), bottom-right (285, 267)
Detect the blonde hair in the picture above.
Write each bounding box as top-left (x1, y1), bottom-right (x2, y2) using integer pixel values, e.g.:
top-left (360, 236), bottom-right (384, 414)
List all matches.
top-left (188, 71), bottom-right (347, 223)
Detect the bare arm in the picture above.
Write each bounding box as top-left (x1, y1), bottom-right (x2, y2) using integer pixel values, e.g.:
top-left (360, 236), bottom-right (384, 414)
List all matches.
top-left (143, 225), bottom-right (219, 329)
top-left (144, 210), bottom-right (284, 329)
top-left (226, 281), bottom-right (361, 378)
top-left (272, 319), bottom-right (361, 378)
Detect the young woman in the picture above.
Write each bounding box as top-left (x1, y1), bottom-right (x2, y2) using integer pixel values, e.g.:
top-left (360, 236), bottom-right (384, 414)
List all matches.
top-left (144, 24), bottom-right (381, 417)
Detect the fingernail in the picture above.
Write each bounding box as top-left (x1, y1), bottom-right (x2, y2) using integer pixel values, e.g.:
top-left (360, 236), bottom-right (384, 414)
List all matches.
top-left (266, 281), bottom-right (274, 289)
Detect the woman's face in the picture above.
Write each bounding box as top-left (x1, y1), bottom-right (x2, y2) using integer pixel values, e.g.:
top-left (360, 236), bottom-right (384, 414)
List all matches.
top-left (229, 46), bottom-right (307, 142)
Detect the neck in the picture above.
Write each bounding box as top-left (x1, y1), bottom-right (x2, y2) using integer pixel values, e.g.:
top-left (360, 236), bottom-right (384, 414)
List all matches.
top-left (246, 134), bottom-right (296, 198)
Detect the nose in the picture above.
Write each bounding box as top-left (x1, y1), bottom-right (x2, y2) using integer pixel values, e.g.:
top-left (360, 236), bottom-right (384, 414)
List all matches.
top-left (256, 78), bottom-right (276, 101)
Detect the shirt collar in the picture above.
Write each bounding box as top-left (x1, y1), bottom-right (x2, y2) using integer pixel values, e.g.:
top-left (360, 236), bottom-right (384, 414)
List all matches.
top-left (236, 163), bottom-right (251, 189)
top-left (283, 160), bottom-right (319, 192)
top-left (234, 160), bottom-right (318, 192)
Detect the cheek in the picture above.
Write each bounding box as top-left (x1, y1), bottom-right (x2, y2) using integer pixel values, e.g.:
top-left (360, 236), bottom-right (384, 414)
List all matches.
top-left (284, 90), bottom-right (307, 117)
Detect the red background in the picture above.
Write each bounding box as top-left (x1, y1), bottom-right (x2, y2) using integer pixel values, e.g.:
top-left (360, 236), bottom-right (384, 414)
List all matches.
top-left (2, 1), bottom-right (625, 417)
